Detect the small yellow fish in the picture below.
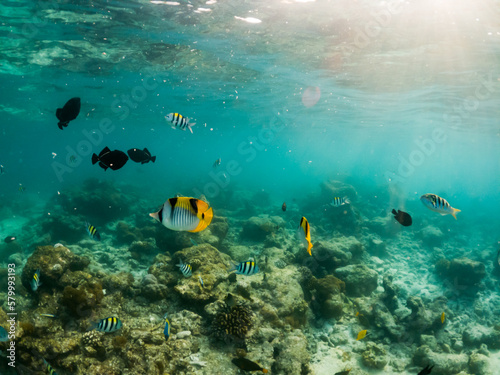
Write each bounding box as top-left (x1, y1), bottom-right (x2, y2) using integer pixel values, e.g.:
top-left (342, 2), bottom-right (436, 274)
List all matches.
top-left (297, 217), bottom-right (313, 256)
top-left (355, 312), bottom-right (359, 317)
top-left (441, 312), bottom-right (445, 324)
top-left (356, 329), bottom-right (367, 341)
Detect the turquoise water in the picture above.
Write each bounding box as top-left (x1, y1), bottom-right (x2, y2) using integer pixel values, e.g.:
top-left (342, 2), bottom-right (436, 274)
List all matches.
top-left (1, 1), bottom-right (500, 374)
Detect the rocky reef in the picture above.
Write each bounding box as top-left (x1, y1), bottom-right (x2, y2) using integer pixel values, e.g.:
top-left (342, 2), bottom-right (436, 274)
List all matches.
top-left (1, 179), bottom-right (499, 375)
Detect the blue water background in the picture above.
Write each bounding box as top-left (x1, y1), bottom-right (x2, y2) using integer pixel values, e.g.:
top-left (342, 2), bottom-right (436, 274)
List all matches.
top-left (0, 0), bottom-right (499, 233)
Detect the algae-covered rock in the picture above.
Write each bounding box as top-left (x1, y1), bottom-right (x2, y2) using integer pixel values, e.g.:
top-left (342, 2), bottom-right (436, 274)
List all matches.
top-left (312, 241), bottom-right (352, 272)
top-left (128, 240), bottom-right (158, 259)
top-left (61, 280), bottom-right (104, 317)
top-left (362, 342), bottom-right (388, 369)
top-left (334, 264), bottom-right (378, 297)
top-left (172, 244), bottom-right (231, 304)
top-left (260, 265), bottom-right (310, 327)
top-left (436, 257), bottom-right (486, 286)
top-left (418, 225), bottom-right (444, 245)
top-left (101, 271), bottom-right (134, 296)
top-left (240, 215), bottom-right (282, 242)
top-left (372, 301), bottom-right (405, 338)
top-left (469, 352), bottom-right (492, 375)
top-left (462, 323), bottom-right (500, 349)
top-left (22, 245), bottom-right (90, 291)
top-left (413, 345), bottom-right (468, 375)
top-left (312, 275), bottom-right (345, 319)
top-left (272, 330), bottom-right (310, 375)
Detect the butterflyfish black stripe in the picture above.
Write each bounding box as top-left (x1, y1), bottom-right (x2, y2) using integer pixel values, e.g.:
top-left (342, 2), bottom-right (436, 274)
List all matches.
top-left (158, 207), bottom-right (163, 223)
top-left (189, 198), bottom-right (198, 213)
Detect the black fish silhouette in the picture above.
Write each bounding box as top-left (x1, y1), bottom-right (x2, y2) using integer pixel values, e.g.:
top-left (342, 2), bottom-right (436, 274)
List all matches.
top-left (392, 209), bottom-right (412, 226)
top-left (418, 364), bottom-right (433, 375)
top-left (56, 97), bottom-right (81, 129)
top-left (282, 202), bottom-right (286, 211)
top-left (127, 148), bottom-right (156, 164)
top-left (92, 147), bottom-right (128, 171)
top-left (231, 358), bottom-right (268, 373)
top-left (4, 236), bottom-right (16, 243)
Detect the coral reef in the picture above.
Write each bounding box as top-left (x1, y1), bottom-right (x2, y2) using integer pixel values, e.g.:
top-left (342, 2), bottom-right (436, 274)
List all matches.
top-left (212, 302), bottom-right (253, 343)
top-left (334, 264), bottom-right (378, 297)
top-left (436, 257), bottom-right (486, 287)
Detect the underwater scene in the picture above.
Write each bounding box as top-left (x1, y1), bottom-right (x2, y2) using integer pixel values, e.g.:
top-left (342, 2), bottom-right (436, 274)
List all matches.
top-left (1, 0), bottom-right (500, 374)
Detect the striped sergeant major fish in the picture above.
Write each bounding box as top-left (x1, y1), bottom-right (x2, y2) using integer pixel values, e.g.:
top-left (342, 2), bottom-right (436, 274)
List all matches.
top-left (177, 260), bottom-right (192, 277)
top-left (90, 316), bottom-right (122, 333)
top-left (150, 197), bottom-right (214, 233)
top-left (230, 259), bottom-right (259, 276)
top-left (31, 269), bottom-right (42, 291)
top-left (297, 217), bottom-right (313, 256)
top-left (331, 196), bottom-right (350, 207)
top-left (163, 313), bottom-right (170, 341)
top-left (420, 193), bottom-right (461, 219)
top-left (165, 113), bottom-right (196, 133)
top-left (42, 358), bottom-right (58, 375)
top-left (85, 221), bottom-right (101, 241)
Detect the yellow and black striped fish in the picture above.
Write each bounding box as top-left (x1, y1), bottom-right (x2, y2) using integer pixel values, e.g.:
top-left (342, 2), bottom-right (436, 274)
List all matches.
top-left (331, 196), bottom-right (350, 207)
top-left (150, 197), bottom-right (213, 232)
top-left (42, 358), bottom-right (58, 375)
top-left (31, 269), bottom-right (42, 291)
top-left (165, 113), bottom-right (196, 133)
top-left (297, 217), bottom-right (313, 256)
top-left (91, 316), bottom-right (122, 333)
top-left (230, 260), bottom-right (259, 276)
top-left (420, 193), bottom-right (461, 219)
top-left (163, 313), bottom-right (170, 341)
top-left (176, 260), bottom-right (192, 277)
top-left (85, 221), bottom-right (101, 241)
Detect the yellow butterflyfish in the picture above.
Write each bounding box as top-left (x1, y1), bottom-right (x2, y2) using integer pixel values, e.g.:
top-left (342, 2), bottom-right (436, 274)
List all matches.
top-left (297, 217), bottom-right (313, 256)
top-left (356, 329), bottom-right (367, 341)
top-left (441, 312), bottom-right (445, 324)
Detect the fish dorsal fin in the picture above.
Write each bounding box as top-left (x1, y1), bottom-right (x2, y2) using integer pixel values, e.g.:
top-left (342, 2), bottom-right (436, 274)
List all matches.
top-left (100, 147), bottom-right (111, 157)
top-left (189, 198), bottom-right (199, 214)
top-left (168, 198), bottom-right (178, 217)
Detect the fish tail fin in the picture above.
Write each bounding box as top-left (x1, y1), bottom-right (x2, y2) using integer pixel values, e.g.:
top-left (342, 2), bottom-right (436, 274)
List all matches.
top-left (91, 153), bottom-right (99, 165)
top-left (149, 211), bottom-right (160, 221)
top-left (344, 196), bottom-right (350, 204)
top-left (228, 261), bottom-right (237, 272)
top-left (307, 242), bottom-right (313, 256)
top-left (151, 156), bottom-right (156, 163)
top-left (451, 208), bottom-right (461, 220)
top-left (391, 209), bottom-right (397, 215)
top-left (188, 123), bottom-right (196, 134)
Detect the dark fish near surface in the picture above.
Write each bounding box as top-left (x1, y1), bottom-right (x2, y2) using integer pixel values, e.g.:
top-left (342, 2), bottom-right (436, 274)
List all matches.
top-left (392, 209), bottom-right (412, 226)
top-left (334, 370), bottom-right (351, 375)
top-left (4, 236), bottom-right (16, 243)
top-left (418, 365), bottom-right (434, 375)
top-left (282, 202), bottom-right (286, 211)
top-left (56, 97), bottom-right (81, 129)
top-left (127, 148), bottom-right (156, 164)
top-left (231, 358), bottom-right (268, 373)
top-left (92, 147), bottom-right (128, 171)
top-left (213, 158), bottom-right (221, 168)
